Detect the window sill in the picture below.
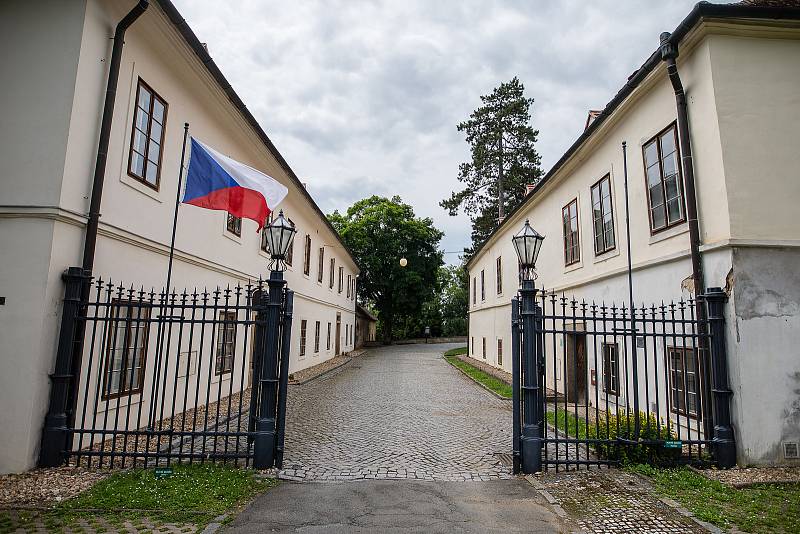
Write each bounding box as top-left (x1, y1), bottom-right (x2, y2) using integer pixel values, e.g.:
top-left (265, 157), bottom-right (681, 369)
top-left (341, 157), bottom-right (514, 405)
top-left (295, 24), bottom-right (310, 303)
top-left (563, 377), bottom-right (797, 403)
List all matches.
top-left (593, 247), bottom-right (620, 264)
top-left (564, 261), bottom-right (583, 274)
top-left (223, 229), bottom-right (242, 245)
top-left (120, 174), bottom-right (163, 202)
top-left (649, 223), bottom-right (689, 245)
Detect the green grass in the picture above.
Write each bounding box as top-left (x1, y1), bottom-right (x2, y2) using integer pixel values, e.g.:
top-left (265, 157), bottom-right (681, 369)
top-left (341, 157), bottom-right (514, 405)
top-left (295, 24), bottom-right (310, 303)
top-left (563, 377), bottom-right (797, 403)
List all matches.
top-left (628, 464), bottom-right (800, 533)
top-left (443, 350), bottom-right (512, 398)
top-left (546, 408), bottom-right (592, 440)
top-left (1, 464), bottom-right (276, 532)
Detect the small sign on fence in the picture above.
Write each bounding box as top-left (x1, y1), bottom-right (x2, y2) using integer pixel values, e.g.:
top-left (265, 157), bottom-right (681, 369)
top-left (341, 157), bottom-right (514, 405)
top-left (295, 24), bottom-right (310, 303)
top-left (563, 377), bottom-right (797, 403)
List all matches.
top-left (154, 467), bottom-right (174, 479)
top-left (664, 440), bottom-right (683, 449)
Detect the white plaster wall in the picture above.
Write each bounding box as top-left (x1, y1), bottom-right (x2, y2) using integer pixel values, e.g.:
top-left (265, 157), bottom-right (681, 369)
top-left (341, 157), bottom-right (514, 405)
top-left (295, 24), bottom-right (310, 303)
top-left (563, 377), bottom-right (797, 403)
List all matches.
top-left (0, 0), bottom-right (358, 473)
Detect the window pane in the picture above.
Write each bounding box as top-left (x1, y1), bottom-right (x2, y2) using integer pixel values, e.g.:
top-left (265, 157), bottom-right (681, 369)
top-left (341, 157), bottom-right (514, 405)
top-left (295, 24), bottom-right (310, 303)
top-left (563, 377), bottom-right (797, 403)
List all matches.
top-left (662, 151), bottom-right (678, 183)
top-left (130, 152), bottom-right (145, 177)
top-left (145, 161), bottom-right (158, 184)
top-left (649, 183), bottom-right (664, 208)
top-left (644, 141), bottom-right (659, 167)
top-left (660, 129), bottom-right (676, 156)
top-left (600, 177), bottom-right (611, 198)
top-left (136, 107), bottom-right (149, 131)
top-left (148, 139), bottom-right (160, 163)
top-left (133, 129), bottom-right (147, 154)
top-left (667, 198), bottom-right (683, 224)
top-left (138, 87), bottom-right (151, 110)
top-left (591, 185), bottom-right (600, 208)
top-left (646, 162), bottom-right (661, 188)
top-left (152, 99), bottom-right (165, 123)
top-left (150, 120), bottom-right (162, 143)
top-left (652, 205), bottom-right (666, 230)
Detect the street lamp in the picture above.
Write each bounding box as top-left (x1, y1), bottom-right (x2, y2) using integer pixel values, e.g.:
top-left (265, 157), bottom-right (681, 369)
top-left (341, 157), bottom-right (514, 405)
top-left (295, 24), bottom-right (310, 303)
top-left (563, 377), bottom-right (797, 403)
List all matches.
top-left (399, 257), bottom-right (408, 267)
top-left (512, 219), bottom-right (544, 283)
top-left (264, 210), bottom-right (297, 271)
top-left (511, 218), bottom-right (545, 476)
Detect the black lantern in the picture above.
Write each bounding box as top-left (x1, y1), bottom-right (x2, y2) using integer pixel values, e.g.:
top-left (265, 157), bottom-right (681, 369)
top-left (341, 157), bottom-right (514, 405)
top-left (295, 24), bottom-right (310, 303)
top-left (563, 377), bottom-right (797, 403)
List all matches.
top-left (512, 219), bottom-right (544, 281)
top-left (265, 210), bottom-right (296, 270)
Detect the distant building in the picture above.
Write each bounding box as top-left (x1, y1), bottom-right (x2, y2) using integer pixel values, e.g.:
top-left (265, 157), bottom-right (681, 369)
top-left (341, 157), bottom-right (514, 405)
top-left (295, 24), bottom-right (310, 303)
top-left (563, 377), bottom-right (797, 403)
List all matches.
top-left (467, 2), bottom-right (800, 465)
top-left (0, 0), bottom-right (358, 473)
top-left (355, 305), bottom-right (378, 348)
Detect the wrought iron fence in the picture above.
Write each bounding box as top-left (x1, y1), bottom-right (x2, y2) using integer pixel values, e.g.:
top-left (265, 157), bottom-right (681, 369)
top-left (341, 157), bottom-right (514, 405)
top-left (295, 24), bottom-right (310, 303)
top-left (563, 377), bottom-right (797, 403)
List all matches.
top-left (512, 284), bottom-right (734, 473)
top-left (39, 267), bottom-right (293, 469)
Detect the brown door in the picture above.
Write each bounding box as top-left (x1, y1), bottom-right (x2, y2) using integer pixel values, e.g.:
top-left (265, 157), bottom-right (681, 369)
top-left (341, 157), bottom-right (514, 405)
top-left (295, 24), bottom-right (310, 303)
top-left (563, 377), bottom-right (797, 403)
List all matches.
top-left (335, 313), bottom-right (341, 355)
top-left (565, 333), bottom-right (587, 403)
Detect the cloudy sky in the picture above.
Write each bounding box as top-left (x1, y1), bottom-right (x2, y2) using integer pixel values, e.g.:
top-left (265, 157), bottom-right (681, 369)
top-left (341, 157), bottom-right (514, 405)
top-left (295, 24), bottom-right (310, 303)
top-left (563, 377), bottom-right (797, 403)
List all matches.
top-left (173, 0), bottom-right (699, 263)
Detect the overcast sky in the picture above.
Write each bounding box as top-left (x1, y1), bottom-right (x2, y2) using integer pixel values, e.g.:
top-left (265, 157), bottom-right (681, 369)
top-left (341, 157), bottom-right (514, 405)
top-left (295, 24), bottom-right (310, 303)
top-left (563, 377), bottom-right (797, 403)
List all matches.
top-left (174, 0), bottom-right (699, 263)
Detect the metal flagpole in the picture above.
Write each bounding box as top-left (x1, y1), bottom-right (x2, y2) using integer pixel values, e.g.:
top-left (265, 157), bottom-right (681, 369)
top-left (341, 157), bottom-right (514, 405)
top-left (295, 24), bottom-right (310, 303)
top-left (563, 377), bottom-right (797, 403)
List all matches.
top-left (165, 123), bottom-right (190, 294)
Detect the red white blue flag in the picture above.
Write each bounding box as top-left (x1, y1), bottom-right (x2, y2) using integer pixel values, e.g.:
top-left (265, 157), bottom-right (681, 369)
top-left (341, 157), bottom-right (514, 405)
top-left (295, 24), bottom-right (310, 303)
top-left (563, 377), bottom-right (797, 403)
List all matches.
top-left (181, 138), bottom-right (288, 230)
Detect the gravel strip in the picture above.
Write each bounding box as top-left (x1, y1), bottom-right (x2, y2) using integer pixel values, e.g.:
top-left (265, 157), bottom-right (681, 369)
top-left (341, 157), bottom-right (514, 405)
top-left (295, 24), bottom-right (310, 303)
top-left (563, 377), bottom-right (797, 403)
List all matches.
top-left (698, 466), bottom-right (800, 487)
top-left (289, 350), bottom-right (366, 385)
top-left (0, 466), bottom-right (109, 507)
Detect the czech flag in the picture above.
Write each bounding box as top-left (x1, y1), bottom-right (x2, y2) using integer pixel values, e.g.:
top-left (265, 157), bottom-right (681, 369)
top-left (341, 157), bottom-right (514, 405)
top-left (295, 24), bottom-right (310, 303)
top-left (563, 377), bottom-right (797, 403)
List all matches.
top-left (181, 138), bottom-right (288, 230)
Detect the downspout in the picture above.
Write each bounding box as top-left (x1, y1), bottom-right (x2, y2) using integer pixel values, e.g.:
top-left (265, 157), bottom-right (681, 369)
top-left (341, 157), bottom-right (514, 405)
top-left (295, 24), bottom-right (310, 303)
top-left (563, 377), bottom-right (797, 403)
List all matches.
top-left (81, 0), bottom-right (150, 272)
top-left (660, 32), bottom-right (714, 437)
top-left (659, 32), bottom-right (704, 300)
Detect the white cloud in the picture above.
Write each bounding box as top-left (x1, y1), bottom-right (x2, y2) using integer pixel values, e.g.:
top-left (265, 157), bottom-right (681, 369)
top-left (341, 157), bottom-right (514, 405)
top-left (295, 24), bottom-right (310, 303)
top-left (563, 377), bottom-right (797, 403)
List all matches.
top-left (173, 0), bottom-right (698, 263)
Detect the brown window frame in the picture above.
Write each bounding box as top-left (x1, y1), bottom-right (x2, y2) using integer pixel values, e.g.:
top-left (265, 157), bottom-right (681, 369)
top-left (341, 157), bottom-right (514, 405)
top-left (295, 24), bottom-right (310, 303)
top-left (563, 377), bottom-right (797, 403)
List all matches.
top-left (667, 346), bottom-right (701, 419)
top-left (215, 310), bottom-right (237, 375)
top-left (496, 257), bottom-right (503, 295)
top-left (127, 78), bottom-right (168, 190)
top-left (482, 337), bottom-right (486, 359)
top-left (226, 212), bottom-right (242, 237)
top-left (472, 277), bottom-right (477, 305)
top-left (562, 198), bottom-right (580, 266)
top-left (317, 247), bottom-right (325, 283)
top-left (602, 342), bottom-right (620, 396)
top-left (303, 235), bottom-right (312, 276)
top-left (642, 123), bottom-right (686, 234)
top-left (591, 175), bottom-right (616, 255)
top-left (338, 267), bottom-right (344, 293)
top-left (329, 258), bottom-right (335, 289)
top-left (102, 300), bottom-right (151, 400)
top-left (497, 338), bottom-right (503, 366)
top-left (314, 321), bottom-right (321, 353)
top-left (327, 322), bottom-right (331, 350)
top-left (480, 269), bottom-right (485, 301)
top-left (347, 274), bottom-right (352, 299)
top-left (299, 319), bottom-right (307, 356)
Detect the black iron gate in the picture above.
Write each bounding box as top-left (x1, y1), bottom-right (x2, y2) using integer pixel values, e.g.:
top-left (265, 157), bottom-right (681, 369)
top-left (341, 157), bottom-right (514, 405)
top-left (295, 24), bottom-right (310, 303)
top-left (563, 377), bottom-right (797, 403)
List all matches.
top-left (511, 281), bottom-right (735, 473)
top-left (39, 267), bottom-right (293, 469)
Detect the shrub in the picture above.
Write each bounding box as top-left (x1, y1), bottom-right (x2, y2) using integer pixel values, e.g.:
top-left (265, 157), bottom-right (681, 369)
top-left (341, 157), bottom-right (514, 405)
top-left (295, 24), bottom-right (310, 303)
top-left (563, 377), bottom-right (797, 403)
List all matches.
top-left (590, 409), bottom-right (681, 466)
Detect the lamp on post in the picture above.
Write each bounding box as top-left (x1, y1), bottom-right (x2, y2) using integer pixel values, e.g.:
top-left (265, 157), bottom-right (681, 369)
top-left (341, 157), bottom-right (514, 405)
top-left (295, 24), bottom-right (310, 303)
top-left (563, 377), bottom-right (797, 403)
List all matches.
top-left (252, 210), bottom-right (296, 469)
top-left (512, 219), bottom-right (545, 474)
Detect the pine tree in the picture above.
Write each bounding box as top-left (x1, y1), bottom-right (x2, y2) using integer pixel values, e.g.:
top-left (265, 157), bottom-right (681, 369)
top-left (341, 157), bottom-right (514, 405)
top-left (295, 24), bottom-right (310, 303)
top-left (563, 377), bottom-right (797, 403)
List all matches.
top-left (441, 77), bottom-right (543, 255)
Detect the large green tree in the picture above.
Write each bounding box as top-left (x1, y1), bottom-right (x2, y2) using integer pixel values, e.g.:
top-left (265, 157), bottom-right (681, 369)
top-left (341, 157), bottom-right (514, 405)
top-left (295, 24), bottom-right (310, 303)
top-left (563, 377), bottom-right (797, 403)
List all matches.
top-left (329, 196), bottom-right (444, 342)
top-left (441, 77), bottom-right (543, 255)
top-left (438, 263), bottom-right (469, 337)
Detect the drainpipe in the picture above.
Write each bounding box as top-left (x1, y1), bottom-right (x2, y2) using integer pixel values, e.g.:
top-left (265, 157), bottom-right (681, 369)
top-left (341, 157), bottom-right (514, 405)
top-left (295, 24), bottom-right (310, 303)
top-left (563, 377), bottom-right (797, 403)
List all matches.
top-left (660, 32), bottom-right (714, 438)
top-left (659, 32), bottom-right (704, 300)
top-left (81, 0), bottom-right (149, 272)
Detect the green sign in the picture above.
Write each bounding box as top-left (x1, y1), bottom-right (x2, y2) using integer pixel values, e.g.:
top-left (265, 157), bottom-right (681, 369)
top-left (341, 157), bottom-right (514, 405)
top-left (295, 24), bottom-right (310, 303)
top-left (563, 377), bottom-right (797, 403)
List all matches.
top-left (154, 467), bottom-right (174, 479)
top-left (664, 440), bottom-right (682, 449)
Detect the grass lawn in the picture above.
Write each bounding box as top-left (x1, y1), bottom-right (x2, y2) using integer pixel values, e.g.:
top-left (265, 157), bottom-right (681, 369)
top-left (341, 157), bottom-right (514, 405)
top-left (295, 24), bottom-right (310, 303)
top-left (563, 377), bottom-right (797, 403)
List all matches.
top-left (0, 464), bottom-right (276, 532)
top-left (629, 464), bottom-right (800, 533)
top-left (546, 408), bottom-right (592, 440)
top-left (443, 349), bottom-right (512, 398)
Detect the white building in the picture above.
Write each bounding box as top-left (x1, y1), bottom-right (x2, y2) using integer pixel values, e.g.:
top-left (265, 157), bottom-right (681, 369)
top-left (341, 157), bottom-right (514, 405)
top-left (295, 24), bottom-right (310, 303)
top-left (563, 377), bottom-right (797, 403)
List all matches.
top-left (467, 2), bottom-right (800, 465)
top-left (0, 0), bottom-right (359, 473)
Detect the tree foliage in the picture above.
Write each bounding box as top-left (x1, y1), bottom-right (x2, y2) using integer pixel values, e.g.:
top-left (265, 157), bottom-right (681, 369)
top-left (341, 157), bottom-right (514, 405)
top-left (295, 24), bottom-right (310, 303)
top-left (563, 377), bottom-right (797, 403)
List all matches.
top-left (441, 77), bottom-right (543, 255)
top-left (329, 196), bottom-right (444, 341)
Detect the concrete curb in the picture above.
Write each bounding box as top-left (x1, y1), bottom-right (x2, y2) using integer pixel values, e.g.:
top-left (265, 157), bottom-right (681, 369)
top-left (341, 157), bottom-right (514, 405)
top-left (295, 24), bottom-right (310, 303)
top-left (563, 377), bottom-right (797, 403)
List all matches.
top-left (442, 355), bottom-right (511, 401)
top-left (292, 353), bottom-right (359, 386)
top-left (200, 514), bottom-right (228, 533)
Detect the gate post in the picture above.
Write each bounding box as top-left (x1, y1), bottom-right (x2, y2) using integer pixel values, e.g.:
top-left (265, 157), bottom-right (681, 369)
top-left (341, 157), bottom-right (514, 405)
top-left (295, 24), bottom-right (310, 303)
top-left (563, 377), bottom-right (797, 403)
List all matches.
top-left (252, 271), bottom-right (285, 469)
top-left (703, 287), bottom-right (736, 468)
top-left (511, 296), bottom-right (521, 474)
top-left (39, 267), bottom-right (90, 467)
top-left (274, 289), bottom-right (294, 468)
top-left (520, 279), bottom-right (543, 473)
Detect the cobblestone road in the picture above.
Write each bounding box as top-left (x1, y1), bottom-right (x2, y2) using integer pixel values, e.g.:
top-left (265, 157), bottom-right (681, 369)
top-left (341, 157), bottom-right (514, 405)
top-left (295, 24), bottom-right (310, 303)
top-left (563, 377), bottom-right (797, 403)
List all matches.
top-left (279, 343), bottom-right (513, 482)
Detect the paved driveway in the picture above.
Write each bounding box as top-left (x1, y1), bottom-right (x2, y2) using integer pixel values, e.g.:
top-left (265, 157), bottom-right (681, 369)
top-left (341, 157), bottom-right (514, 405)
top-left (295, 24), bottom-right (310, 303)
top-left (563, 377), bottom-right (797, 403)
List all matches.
top-left (280, 343), bottom-right (512, 481)
top-left (226, 343), bottom-right (565, 533)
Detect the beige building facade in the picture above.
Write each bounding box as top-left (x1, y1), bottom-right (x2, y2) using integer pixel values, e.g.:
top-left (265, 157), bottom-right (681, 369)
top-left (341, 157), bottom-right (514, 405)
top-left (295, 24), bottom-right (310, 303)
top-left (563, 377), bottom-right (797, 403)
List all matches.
top-left (0, 0), bottom-right (358, 473)
top-left (467, 5), bottom-right (800, 465)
